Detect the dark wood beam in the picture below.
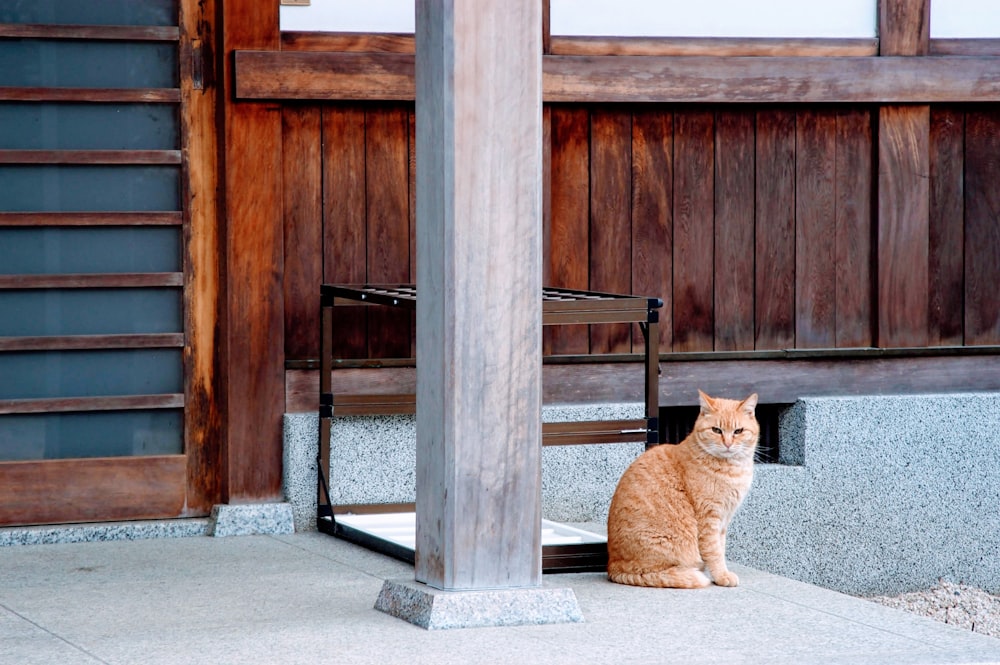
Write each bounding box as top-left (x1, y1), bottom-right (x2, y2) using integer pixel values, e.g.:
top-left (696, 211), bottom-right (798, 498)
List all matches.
top-left (234, 51), bottom-right (1000, 104)
top-left (286, 350), bottom-right (1000, 413)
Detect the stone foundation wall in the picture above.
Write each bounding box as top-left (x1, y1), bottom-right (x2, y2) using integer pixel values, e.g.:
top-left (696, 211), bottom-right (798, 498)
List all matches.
top-left (283, 392), bottom-right (1000, 596)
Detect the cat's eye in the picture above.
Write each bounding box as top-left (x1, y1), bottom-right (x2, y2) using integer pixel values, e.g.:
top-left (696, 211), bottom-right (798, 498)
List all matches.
top-left (734, 428), bottom-right (744, 435)
top-left (711, 427), bottom-right (723, 434)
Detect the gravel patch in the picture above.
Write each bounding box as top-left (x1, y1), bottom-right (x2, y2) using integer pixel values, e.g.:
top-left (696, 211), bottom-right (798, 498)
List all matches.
top-left (867, 580), bottom-right (1000, 639)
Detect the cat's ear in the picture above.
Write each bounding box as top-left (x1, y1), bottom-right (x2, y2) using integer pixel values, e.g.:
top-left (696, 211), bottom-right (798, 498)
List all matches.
top-left (698, 389), bottom-right (715, 415)
top-left (739, 393), bottom-right (759, 415)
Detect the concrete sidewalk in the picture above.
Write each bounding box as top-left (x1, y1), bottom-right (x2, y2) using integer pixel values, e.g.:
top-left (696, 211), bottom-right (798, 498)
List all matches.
top-left (2, 530), bottom-right (999, 665)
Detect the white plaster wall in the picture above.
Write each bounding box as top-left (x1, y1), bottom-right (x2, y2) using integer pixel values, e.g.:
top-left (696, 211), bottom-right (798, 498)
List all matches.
top-left (930, 0), bottom-right (1000, 38)
top-left (279, 0), bottom-right (877, 37)
top-left (550, 0), bottom-right (876, 38)
top-left (278, 2), bottom-right (999, 42)
top-left (280, 0), bottom-right (414, 33)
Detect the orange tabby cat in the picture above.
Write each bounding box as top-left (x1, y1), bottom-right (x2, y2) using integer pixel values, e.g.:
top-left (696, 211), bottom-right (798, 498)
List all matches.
top-left (606, 390), bottom-right (759, 588)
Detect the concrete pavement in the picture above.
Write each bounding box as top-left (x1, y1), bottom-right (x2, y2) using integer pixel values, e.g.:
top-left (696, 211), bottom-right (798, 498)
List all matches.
top-left (2, 529), bottom-right (1000, 665)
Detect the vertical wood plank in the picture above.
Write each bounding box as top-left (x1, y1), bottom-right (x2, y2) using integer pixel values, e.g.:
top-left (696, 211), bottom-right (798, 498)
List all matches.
top-left (322, 106), bottom-right (368, 358)
top-left (631, 110), bottom-right (673, 352)
top-left (589, 109), bottom-right (632, 353)
top-left (928, 107), bottom-right (965, 346)
top-left (877, 0), bottom-right (931, 349)
top-left (408, 108), bottom-right (418, 356)
top-left (219, 0), bottom-right (283, 500)
top-left (543, 106), bottom-right (553, 288)
top-left (713, 110), bottom-right (755, 352)
top-left (366, 105), bottom-right (412, 358)
top-left (877, 105), bottom-right (930, 348)
top-left (672, 111), bottom-right (715, 352)
top-left (547, 107), bottom-right (590, 355)
top-left (282, 106), bottom-right (322, 361)
top-left (795, 110), bottom-right (837, 348)
top-left (834, 108), bottom-right (873, 348)
top-left (964, 110), bottom-right (1000, 345)
top-left (181, 0), bottom-right (223, 514)
top-left (878, 0), bottom-right (930, 56)
top-left (415, 0), bottom-right (542, 590)
top-left (754, 110), bottom-right (796, 350)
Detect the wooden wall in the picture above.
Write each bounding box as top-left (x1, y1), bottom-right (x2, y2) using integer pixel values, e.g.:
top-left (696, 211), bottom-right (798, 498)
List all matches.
top-left (282, 103), bottom-right (1000, 362)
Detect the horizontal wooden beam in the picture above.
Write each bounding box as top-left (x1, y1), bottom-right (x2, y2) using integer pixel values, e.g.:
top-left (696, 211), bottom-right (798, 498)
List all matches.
top-left (0, 212), bottom-right (183, 227)
top-left (0, 150), bottom-right (182, 165)
top-left (287, 352), bottom-right (1000, 412)
top-left (0, 456), bottom-right (188, 525)
top-left (0, 273), bottom-right (183, 289)
top-left (550, 36), bottom-right (879, 57)
top-left (235, 51), bottom-right (1000, 103)
top-left (0, 334), bottom-right (184, 352)
top-left (0, 394), bottom-right (185, 415)
top-left (0, 88), bottom-right (180, 103)
top-left (0, 24), bottom-right (180, 41)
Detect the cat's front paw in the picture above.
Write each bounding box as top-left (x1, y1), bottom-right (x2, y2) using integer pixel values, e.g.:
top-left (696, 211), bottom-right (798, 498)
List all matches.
top-left (712, 570), bottom-right (740, 587)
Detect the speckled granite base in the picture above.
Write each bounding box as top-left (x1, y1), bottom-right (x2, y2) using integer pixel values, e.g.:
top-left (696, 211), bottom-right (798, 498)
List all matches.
top-left (208, 503), bottom-right (294, 537)
top-left (0, 518), bottom-right (210, 547)
top-left (283, 404), bottom-right (645, 528)
top-left (375, 578), bottom-right (583, 630)
top-left (283, 413), bottom-right (319, 531)
top-left (729, 392), bottom-right (1000, 596)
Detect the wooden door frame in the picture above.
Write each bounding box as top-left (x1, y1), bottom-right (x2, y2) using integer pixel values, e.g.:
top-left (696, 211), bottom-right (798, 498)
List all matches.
top-left (0, 0), bottom-right (227, 525)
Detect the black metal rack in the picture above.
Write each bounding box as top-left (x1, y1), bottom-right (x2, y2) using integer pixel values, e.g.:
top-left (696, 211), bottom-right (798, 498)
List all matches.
top-left (317, 284), bottom-right (662, 572)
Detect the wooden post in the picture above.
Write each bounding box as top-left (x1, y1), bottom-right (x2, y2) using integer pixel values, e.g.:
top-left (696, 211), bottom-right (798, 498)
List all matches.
top-left (414, 0), bottom-right (543, 591)
top-left (218, 0), bottom-right (285, 501)
top-left (876, 0), bottom-right (931, 348)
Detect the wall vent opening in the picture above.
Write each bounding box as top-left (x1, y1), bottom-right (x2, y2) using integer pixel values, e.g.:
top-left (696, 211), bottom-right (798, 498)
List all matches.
top-left (659, 403), bottom-right (792, 464)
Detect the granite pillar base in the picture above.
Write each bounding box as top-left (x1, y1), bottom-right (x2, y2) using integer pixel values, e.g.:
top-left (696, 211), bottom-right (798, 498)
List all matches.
top-left (374, 578), bottom-right (584, 630)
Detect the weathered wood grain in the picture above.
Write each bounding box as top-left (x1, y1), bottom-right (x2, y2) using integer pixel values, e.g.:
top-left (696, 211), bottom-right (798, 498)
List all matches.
top-left (0, 87), bottom-right (180, 103)
top-left (713, 110), bottom-right (755, 352)
top-left (879, 0), bottom-right (929, 56)
top-left (928, 108), bottom-right (965, 346)
top-left (219, 0), bottom-right (284, 502)
top-left (365, 106), bottom-right (412, 358)
top-left (834, 109), bottom-right (874, 348)
top-left (589, 110), bottom-right (632, 353)
top-left (754, 110), bottom-right (796, 350)
top-left (877, 105), bottom-right (930, 348)
top-left (550, 36), bottom-right (878, 57)
top-left (0, 150), bottom-right (181, 164)
top-left (547, 107), bottom-right (590, 355)
top-left (286, 351), bottom-right (1000, 413)
top-left (280, 31), bottom-right (415, 53)
top-left (281, 106), bottom-right (322, 360)
top-left (414, 0), bottom-right (543, 591)
top-left (234, 52), bottom-right (1000, 104)
top-left (630, 111), bottom-right (673, 352)
top-left (795, 110), bottom-right (837, 348)
top-left (0, 212), bottom-right (181, 226)
top-left (322, 106), bottom-right (368, 358)
top-left (672, 112), bottom-right (715, 352)
top-left (964, 111), bottom-right (1000, 345)
top-left (0, 456), bottom-right (187, 526)
top-left (181, 0), bottom-right (223, 517)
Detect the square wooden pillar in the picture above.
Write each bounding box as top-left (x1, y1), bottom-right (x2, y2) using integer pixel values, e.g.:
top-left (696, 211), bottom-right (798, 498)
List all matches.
top-left (413, 0), bottom-right (544, 591)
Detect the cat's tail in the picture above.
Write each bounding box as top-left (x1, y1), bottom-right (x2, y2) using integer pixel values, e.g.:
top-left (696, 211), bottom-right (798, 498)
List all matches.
top-left (607, 565), bottom-right (711, 589)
